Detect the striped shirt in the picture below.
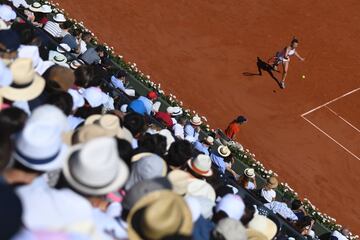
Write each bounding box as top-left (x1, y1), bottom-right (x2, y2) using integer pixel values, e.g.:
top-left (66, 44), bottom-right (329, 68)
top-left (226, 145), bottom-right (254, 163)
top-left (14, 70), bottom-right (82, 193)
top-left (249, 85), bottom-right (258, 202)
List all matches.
top-left (43, 21), bottom-right (62, 38)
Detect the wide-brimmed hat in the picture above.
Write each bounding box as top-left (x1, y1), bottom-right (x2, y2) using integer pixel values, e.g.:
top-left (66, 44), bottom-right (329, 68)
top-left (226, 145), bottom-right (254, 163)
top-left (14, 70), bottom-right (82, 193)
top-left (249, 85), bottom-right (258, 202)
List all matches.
top-left (0, 4), bottom-right (16, 22)
top-left (246, 229), bottom-right (268, 240)
top-left (28, 104), bottom-right (68, 132)
top-left (69, 59), bottom-right (85, 70)
top-left (0, 58), bottom-right (45, 101)
top-left (82, 87), bottom-right (108, 108)
top-left (29, 2), bottom-right (52, 13)
top-left (247, 214), bottom-right (278, 240)
top-left (167, 106), bottom-right (183, 117)
top-left (167, 169), bottom-right (193, 195)
top-left (186, 178), bottom-right (216, 202)
top-left (213, 218), bottom-right (247, 240)
top-left (63, 137), bottom-right (129, 196)
top-left (266, 176), bottom-right (278, 189)
top-left (84, 114), bottom-right (133, 143)
top-left (18, 45), bottom-right (54, 75)
top-left (244, 168), bottom-right (255, 178)
top-left (13, 121), bottom-right (68, 171)
top-left (217, 145), bottom-right (231, 157)
top-left (56, 43), bottom-right (71, 53)
top-left (122, 177), bottom-right (172, 211)
top-left (0, 60), bottom-right (12, 87)
top-left (190, 115), bottom-right (202, 126)
top-left (215, 194), bottom-right (245, 220)
top-left (73, 124), bottom-right (107, 144)
top-left (187, 154), bottom-right (213, 177)
top-left (127, 190), bottom-right (193, 240)
top-left (48, 50), bottom-right (69, 68)
top-left (53, 13), bottom-right (66, 23)
top-left (125, 152), bottom-right (168, 190)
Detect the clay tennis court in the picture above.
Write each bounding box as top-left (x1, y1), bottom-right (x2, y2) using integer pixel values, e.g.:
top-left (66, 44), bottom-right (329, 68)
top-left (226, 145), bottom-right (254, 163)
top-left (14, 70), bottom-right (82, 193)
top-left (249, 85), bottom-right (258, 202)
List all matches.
top-left (57, 0), bottom-right (360, 230)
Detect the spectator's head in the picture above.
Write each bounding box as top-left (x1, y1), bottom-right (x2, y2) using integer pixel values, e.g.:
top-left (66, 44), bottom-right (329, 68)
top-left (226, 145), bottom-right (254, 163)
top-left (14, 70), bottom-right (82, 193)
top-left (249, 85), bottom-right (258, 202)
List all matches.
top-left (81, 32), bottom-right (92, 43)
top-left (0, 29), bottom-right (20, 60)
top-left (0, 107), bottom-right (28, 135)
top-left (0, 184), bottom-right (23, 240)
top-left (265, 176), bottom-right (278, 190)
top-left (42, 65), bottom-right (75, 91)
top-left (240, 203), bottom-right (256, 226)
top-left (124, 112), bottom-right (145, 138)
top-left (52, 13), bottom-right (66, 23)
top-left (215, 194), bottom-right (245, 221)
top-left (116, 69), bottom-right (128, 80)
top-left (71, 28), bottom-right (82, 38)
top-left (235, 115), bottom-right (247, 124)
top-left (186, 154), bottom-right (213, 179)
top-left (46, 91), bottom-right (73, 116)
top-left (291, 199), bottom-right (303, 210)
top-left (212, 218), bottom-right (247, 240)
top-left (74, 65), bottom-right (95, 88)
top-left (190, 115), bottom-right (202, 128)
top-left (341, 228), bottom-right (350, 237)
top-left (127, 190), bottom-right (193, 239)
top-left (166, 140), bottom-right (193, 169)
top-left (295, 216), bottom-right (313, 231)
top-left (95, 45), bottom-right (106, 58)
top-left (147, 91), bottom-right (158, 101)
top-left (116, 138), bottom-right (133, 167)
top-left (138, 133), bottom-right (167, 158)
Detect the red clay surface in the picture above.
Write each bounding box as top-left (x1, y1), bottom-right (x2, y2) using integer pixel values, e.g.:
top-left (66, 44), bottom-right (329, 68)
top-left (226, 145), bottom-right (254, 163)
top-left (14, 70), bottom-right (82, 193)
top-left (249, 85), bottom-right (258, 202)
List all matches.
top-left (57, 0), bottom-right (360, 231)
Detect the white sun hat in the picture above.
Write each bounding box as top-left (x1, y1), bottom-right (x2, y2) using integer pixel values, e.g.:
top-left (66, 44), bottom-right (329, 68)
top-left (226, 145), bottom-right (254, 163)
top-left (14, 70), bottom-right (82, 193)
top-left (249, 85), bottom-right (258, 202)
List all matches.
top-left (215, 194), bottom-right (245, 220)
top-left (67, 88), bottom-right (85, 110)
top-left (63, 137), bottom-right (129, 196)
top-left (10, 0), bottom-right (30, 9)
top-left (0, 4), bottom-right (16, 22)
top-left (186, 178), bottom-right (216, 203)
top-left (13, 121), bottom-right (68, 171)
top-left (217, 145), bottom-right (231, 157)
top-left (48, 50), bottom-right (69, 68)
top-left (53, 13), bottom-right (66, 23)
top-left (40, 4), bottom-right (52, 13)
top-left (18, 45), bottom-right (54, 75)
top-left (187, 154), bottom-right (213, 177)
top-left (82, 87), bottom-right (108, 108)
top-left (244, 168), bottom-right (255, 178)
top-left (56, 43), bottom-right (71, 53)
top-left (28, 104), bottom-right (69, 132)
top-left (69, 59), bottom-right (85, 70)
top-left (0, 60), bottom-right (12, 87)
top-left (167, 106), bottom-right (183, 117)
top-left (29, 2), bottom-right (42, 12)
top-left (190, 115), bottom-right (202, 126)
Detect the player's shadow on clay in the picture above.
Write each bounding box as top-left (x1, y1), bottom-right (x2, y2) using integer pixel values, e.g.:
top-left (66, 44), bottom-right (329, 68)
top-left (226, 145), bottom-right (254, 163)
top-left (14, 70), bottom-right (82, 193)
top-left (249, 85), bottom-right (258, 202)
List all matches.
top-left (243, 57), bottom-right (282, 88)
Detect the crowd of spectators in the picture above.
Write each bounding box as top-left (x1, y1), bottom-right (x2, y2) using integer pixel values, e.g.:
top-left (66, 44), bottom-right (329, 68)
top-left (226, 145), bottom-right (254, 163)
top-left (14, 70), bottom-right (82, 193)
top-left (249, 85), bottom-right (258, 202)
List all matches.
top-left (0, 1), bottom-right (352, 240)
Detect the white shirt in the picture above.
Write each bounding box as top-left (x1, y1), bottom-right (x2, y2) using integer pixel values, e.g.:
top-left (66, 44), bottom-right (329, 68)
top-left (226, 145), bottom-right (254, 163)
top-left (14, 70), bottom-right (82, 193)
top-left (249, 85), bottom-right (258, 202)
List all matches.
top-left (332, 231), bottom-right (348, 240)
top-left (261, 188), bottom-right (276, 203)
top-left (172, 123), bottom-right (184, 139)
top-left (92, 209), bottom-right (128, 240)
top-left (16, 176), bottom-right (95, 233)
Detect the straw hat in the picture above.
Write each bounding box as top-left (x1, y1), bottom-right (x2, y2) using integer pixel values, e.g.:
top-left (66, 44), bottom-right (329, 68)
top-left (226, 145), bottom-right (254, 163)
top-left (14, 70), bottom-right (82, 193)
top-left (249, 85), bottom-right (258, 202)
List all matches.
top-left (246, 229), bottom-right (268, 240)
top-left (48, 50), bottom-right (69, 68)
top-left (214, 218), bottom-right (247, 240)
top-left (18, 45), bottom-right (54, 75)
top-left (53, 13), bottom-right (66, 23)
top-left (247, 214), bottom-right (278, 240)
top-left (73, 124), bottom-right (107, 144)
top-left (217, 145), bottom-right (231, 157)
top-left (187, 154), bottom-right (213, 177)
top-left (186, 178), bottom-right (216, 202)
top-left (167, 169), bottom-right (193, 195)
top-left (56, 43), bottom-right (71, 53)
top-left (244, 168), bottom-right (255, 178)
top-left (167, 106), bottom-right (183, 117)
top-left (40, 4), bottom-right (52, 13)
top-left (63, 137), bottom-right (129, 196)
top-left (13, 121), bottom-right (68, 171)
top-left (190, 115), bottom-right (202, 126)
top-left (0, 60), bottom-right (12, 87)
top-left (69, 59), bottom-right (85, 70)
top-left (266, 176), bottom-right (279, 189)
top-left (84, 114), bottom-right (133, 143)
top-left (127, 190), bottom-right (193, 240)
top-left (29, 2), bottom-right (42, 12)
top-left (0, 58), bottom-right (45, 101)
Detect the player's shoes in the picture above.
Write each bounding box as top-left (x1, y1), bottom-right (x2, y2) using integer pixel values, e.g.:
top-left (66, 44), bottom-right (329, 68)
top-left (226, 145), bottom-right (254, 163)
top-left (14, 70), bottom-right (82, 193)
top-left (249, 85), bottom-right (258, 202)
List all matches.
top-left (280, 81), bottom-right (285, 89)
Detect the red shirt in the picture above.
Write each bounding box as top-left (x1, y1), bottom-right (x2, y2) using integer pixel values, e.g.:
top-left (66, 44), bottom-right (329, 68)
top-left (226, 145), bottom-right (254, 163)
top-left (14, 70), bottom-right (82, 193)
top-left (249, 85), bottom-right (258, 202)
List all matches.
top-left (225, 122), bottom-right (241, 139)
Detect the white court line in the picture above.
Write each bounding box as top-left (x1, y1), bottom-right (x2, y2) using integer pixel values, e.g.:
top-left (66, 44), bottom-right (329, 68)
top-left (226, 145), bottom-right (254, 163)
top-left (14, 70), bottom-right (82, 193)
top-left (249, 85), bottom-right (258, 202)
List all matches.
top-left (302, 116), bottom-right (360, 161)
top-left (325, 106), bottom-right (360, 133)
top-left (301, 88), bottom-right (360, 117)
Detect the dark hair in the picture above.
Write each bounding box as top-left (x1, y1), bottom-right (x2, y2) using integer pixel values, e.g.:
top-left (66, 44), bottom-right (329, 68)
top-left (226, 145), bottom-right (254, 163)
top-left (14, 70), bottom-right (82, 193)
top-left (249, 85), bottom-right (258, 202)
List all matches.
top-left (291, 37), bottom-right (299, 44)
top-left (116, 138), bottom-right (133, 167)
top-left (116, 70), bottom-right (128, 79)
top-left (46, 91), bottom-right (73, 116)
top-left (0, 136), bottom-right (12, 171)
top-left (212, 210), bottom-right (228, 224)
top-left (74, 65), bottom-right (95, 88)
top-left (241, 203), bottom-right (255, 225)
top-left (81, 32), bottom-right (92, 40)
top-left (291, 199), bottom-right (303, 210)
top-left (123, 113), bottom-right (145, 137)
top-left (0, 107), bottom-right (28, 135)
top-left (95, 45), bottom-right (106, 53)
top-left (137, 133), bottom-right (167, 158)
top-left (166, 140), bottom-right (193, 168)
top-left (60, 20), bottom-right (73, 30)
top-left (11, 22), bottom-right (34, 45)
top-left (295, 216), bottom-right (313, 230)
top-left (72, 28), bottom-right (82, 37)
top-left (74, 105), bottom-right (102, 119)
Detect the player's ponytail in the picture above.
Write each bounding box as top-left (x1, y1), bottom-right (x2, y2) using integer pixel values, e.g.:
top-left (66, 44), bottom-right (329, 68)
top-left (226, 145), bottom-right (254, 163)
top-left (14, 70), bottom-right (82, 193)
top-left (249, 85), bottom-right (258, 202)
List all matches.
top-left (291, 36), bottom-right (299, 44)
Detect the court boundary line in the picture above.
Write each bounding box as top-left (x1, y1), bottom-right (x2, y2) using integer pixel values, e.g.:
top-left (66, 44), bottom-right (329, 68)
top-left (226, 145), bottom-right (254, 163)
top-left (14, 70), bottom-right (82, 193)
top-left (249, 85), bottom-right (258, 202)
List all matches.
top-left (325, 106), bottom-right (360, 133)
top-left (301, 88), bottom-right (360, 117)
top-left (301, 115), bottom-right (360, 161)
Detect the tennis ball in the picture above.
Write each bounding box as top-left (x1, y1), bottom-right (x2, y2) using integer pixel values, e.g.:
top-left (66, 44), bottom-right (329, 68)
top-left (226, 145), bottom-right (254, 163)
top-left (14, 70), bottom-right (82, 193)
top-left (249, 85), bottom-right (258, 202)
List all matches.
top-left (302, 75), bottom-right (306, 79)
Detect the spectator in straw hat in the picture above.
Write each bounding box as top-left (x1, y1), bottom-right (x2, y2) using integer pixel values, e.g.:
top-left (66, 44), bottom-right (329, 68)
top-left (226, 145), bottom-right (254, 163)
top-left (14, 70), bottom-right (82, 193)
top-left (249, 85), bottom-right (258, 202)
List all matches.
top-left (184, 114), bottom-right (202, 143)
top-left (247, 214), bottom-right (278, 240)
top-left (210, 145), bottom-right (231, 174)
top-left (127, 190), bottom-right (193, 240)
top-left (238, 168), bottom-right (257, 190)
top-left (194, 135), bottom-right (214, 156)
top-left (260, 176), bottom-right (279, 203)
top-left (224, 115), bottom-right (247, 140)
top-left (186, 154), bottom-right (213, 179)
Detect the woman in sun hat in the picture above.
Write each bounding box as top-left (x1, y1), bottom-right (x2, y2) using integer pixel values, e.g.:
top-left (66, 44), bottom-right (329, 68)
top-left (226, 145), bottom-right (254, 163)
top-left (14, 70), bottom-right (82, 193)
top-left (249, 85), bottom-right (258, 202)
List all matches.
top-left (127, 190), bottom-right (193, 240)
top-left (238, 168), bottom-right (257, 190)
top-left (260, 176), bottom-right (279, 203)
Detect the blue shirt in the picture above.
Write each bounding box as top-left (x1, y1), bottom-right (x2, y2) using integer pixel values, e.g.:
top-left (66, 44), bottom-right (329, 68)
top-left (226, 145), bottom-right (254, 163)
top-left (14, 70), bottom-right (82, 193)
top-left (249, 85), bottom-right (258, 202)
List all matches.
top-left (61, 34), bottom-right (77, 50)
top-left (210, 152), bottom-right (226, 174)
top-left (110, 76), bottom-right (126, 91)
top-left (128, 99), bottom-right (147, 116)
top-left (193, 141), bottom-right (210, 155)
top-left (137, 96), bottom-right (153, 115)
top-left (184, 124), bottom-right (199, 140)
